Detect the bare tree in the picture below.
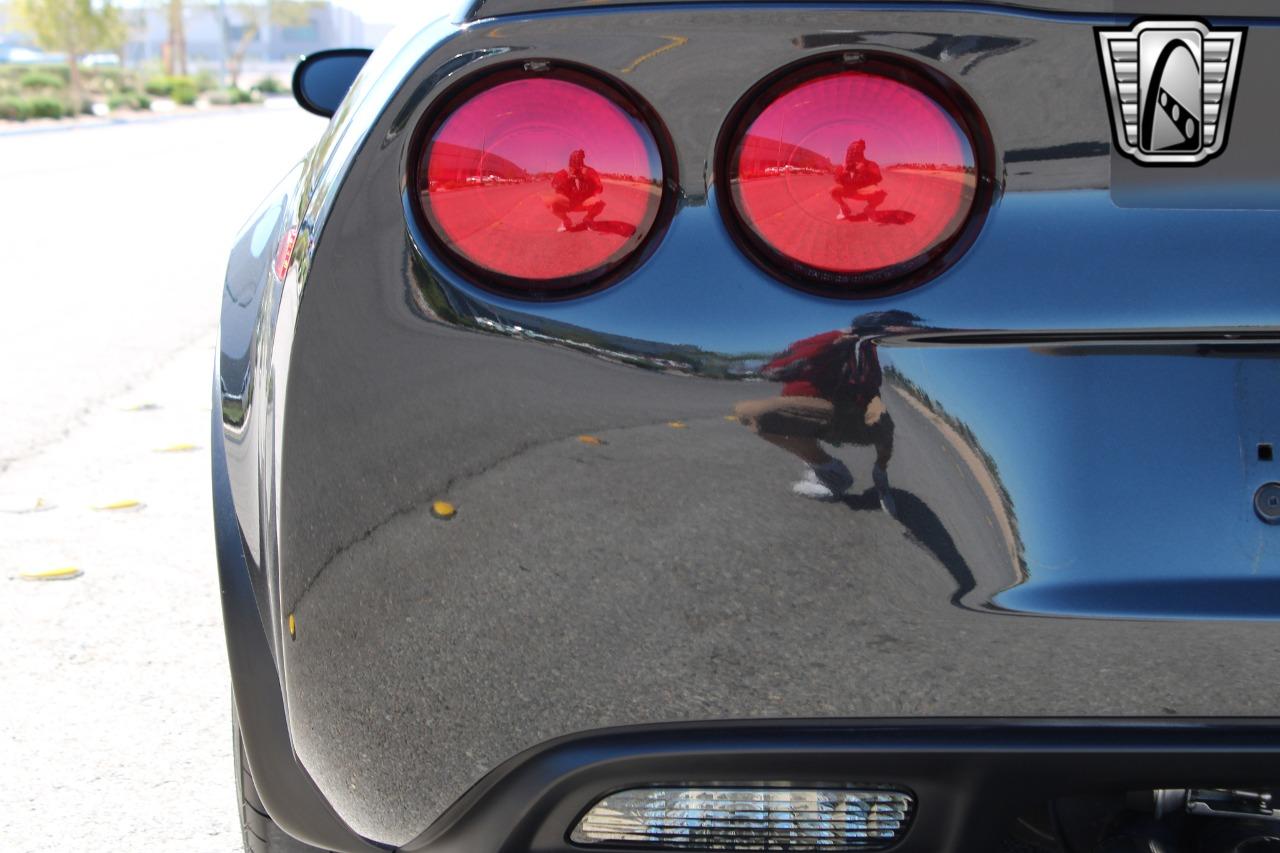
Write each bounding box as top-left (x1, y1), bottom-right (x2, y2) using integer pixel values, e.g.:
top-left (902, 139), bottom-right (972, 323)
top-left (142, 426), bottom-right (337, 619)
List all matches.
top-left (166, 0), bottom-right (186, 75)
top-left (225, 1), bottom-right (314, 89)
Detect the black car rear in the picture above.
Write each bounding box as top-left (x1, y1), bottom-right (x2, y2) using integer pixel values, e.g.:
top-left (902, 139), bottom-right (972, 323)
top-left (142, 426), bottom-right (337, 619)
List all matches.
top-left (215, 2), bottom-right (1280, 851)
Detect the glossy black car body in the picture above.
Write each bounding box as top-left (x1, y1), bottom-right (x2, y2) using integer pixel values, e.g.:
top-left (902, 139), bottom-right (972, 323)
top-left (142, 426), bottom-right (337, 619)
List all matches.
top-left (215, 2), bottom-right (1280, 851)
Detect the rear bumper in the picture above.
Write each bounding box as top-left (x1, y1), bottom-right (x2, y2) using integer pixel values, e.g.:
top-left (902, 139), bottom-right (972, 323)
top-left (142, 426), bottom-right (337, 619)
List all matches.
top-left (278, 327), bottom-right (1280, 844)
top-left (399, 718), bottom-right (1280, 853)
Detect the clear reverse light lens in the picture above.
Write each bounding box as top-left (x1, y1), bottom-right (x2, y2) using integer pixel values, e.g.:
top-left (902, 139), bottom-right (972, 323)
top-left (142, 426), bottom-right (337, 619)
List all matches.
top-left (570, 787), bottom-right (914, 850)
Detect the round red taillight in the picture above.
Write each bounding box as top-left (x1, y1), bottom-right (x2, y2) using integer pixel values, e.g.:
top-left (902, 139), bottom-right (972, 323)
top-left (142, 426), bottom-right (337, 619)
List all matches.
top-left (724, 60), bottom-right (985, 294)
top-left (417, 70), bottom-right (668, 295)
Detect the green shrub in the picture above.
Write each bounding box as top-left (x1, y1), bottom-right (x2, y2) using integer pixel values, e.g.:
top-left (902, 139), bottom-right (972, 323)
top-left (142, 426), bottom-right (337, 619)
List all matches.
top-left (208, 87), bottom-right (255, 106)
top-left (254, 75), bottom-right (285, 95)
top-left (147, 74), bottom-right (198, 101)
top-left (217, 87), bottom-right (257, 106)
top-left (28, 97), bottom-right (64, 119)
top-left (107, 91), bottom-right (151, 111)
top-left (92, 68), bottom-right (125, 94)
top-left (171, 81), bottom-right (198, 106)
top-left (33, 64), bottom-right (71, 84)
top-left (19, 70), bottom-right (65, 91)
top-left (143, 77), bottom-right (170, 96)
top-left (194, 69), bottom-right (219, 92)
top-left (94, 68), bottom-right (132, 95)
top-left (0, 96), bottom-right (31, 121)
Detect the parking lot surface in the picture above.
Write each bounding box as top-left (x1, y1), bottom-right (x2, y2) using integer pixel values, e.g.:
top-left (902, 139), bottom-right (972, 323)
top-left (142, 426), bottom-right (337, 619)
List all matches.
top-left (0, 105), bottom-right (324, 852)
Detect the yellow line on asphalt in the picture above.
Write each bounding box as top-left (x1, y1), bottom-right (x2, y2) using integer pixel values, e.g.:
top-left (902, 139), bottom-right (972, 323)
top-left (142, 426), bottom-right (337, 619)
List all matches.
top-left (19, 567), bottom-right (83, 581)
top-left (621, 35), bottom-right (688, 74)
top-left (93, 499), bottom-right (144, 511)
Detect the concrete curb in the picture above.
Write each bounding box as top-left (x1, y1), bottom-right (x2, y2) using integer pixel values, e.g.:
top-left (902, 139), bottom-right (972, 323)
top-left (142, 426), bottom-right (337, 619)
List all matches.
top-left (0, 97), bottom-right (298, 138)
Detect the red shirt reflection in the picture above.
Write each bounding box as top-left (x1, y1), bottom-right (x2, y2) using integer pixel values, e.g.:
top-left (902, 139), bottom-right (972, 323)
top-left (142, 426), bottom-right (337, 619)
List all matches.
top-left (761, 330), bottom-right (882, 407)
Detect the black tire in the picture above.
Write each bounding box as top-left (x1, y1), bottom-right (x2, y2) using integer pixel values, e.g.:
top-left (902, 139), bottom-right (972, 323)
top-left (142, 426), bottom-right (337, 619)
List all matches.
top-left (234, 724), bottom-right (329, 853)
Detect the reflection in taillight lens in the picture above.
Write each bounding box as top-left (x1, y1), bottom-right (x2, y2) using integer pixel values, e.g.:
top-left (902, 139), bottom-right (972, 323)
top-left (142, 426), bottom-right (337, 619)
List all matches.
top-left (727, 67), bottom-right (979, 289)
top-left (418, 74), bottom-right (665, 291)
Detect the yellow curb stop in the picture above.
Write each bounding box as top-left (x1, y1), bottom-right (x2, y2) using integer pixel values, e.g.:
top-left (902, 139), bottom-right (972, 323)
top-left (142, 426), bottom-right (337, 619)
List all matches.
top-left (577, 435), bottom-right (605, 445)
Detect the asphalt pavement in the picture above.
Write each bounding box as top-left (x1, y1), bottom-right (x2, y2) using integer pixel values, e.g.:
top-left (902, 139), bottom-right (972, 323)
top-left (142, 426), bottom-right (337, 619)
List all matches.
top-left (0, 103), bottom-right (325, 853)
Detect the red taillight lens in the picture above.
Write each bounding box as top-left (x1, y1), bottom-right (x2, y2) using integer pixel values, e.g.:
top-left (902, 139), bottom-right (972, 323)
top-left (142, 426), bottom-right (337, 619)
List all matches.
top-left (726, 63), bottom-right (981, 293)
top-left (274, 226), bottom-right (298, 281)
top-left (418, 72), bottom-right (666, 294)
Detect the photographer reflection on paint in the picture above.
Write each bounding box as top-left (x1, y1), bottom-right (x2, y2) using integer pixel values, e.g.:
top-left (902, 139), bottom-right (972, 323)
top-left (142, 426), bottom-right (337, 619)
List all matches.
top-left (734, 311), bottom-right (923, 515)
